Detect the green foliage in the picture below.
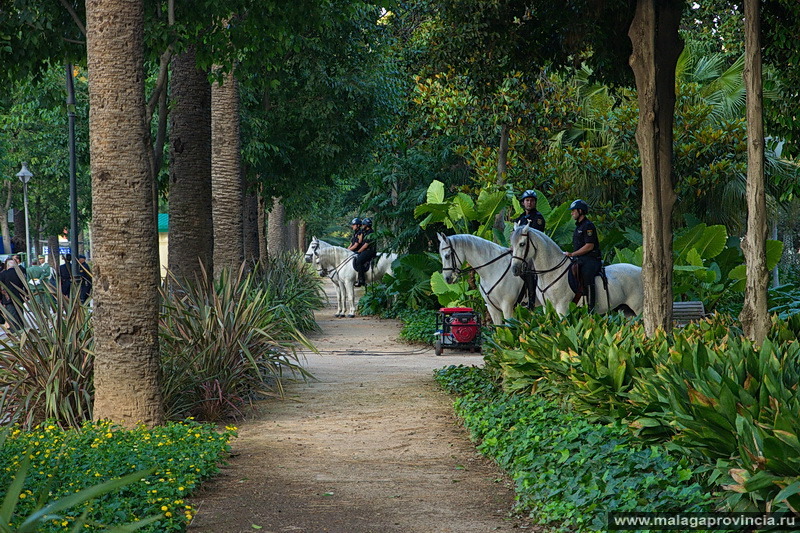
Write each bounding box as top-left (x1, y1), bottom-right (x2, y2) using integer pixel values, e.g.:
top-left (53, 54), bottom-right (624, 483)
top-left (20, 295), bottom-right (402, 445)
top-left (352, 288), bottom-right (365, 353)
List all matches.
top-left (0, 421), bottom-right (235, 532)
top-left (488, 305), bottom-right (800, 513)
top-left (396, 308), bottom-right (437, 345)
top-left (434, 365), bottom-right (713, 531)
top-left (159, 263), bottom-right (314, 421)
top-left (0, 286), bottom-right (93, 430)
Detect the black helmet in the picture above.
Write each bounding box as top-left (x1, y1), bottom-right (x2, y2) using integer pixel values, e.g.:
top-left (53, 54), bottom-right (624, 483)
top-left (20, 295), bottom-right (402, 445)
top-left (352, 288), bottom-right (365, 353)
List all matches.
top-left (521, 189), bottom-right (537, 201)
top-left (362, 217), bottom-right (373, 226)
top-left (569, 199), bottom-right (589, 213)
top-left (350, 217), bottom-right (362, 225)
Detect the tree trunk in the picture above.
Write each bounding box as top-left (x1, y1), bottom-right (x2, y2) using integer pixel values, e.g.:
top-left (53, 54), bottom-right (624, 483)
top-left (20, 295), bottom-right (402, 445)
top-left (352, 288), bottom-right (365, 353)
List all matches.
top-left (168, 45), bottom-right (213, 281)
top-left (287, 219), bottom-right (299, 252)
top-left (494, 124), bottom-right (510, 232)
top-left (86, 0), bottom-right (164, 427)
top-left (47, 235), bottom-right (59, 268)
top-left (740, 0), bottom-right (769, 344)
top-left (13, 210), bottom-right (25, 255)
top-left (628, 0), bottom-right (683, 336)
top-left (1, 183), bottom-right (11, 254)
top-left (298, 220), bottom-right (307, 252)
top-left (267, 197), bottom-right (286, 257)
top-left (211, 69), bottom-right (244, 277)
top-left (243, 187), bottom-right (259, 262)
top-left (257, 193), bottom-right (268, 262)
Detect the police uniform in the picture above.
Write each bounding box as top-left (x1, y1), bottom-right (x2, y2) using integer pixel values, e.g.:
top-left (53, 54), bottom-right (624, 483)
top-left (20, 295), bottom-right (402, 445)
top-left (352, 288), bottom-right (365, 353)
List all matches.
top-left (514, 211), bottom-right (546, 231)
top-left (350, 229), bottom-right (362, 248)
top-left (354, 227), bottom-right (377, 285)
top-left (572, 217), bottom-right (602, 309)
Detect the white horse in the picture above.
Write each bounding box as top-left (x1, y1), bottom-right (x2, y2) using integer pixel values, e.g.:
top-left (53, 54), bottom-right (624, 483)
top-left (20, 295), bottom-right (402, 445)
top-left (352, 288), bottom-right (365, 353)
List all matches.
top-left (314, 245), bottom-right (397, 318)
top-left (436, 233), bottom-right (527, 325)
top-left (509, 225), bottom-right (643, 316)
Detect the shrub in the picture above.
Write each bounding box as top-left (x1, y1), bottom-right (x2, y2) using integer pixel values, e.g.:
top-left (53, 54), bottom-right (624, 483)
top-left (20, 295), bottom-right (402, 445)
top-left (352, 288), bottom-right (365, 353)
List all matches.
top-left (159, 264), bottom-right (314, 421)
top-left (434, 365), bottom-right (713, 531)
top-left (0, 420), bottom-right (235, 532)
top-left (0, 287), bottom-right (93, 429)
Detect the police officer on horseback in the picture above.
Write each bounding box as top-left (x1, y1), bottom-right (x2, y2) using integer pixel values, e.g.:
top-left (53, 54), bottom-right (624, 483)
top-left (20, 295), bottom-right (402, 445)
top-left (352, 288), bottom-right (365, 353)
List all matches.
top-left (514, 190), bottom-right (545, 308)
top-left (564, 199), bottom-right (601, 311)
top-left (347, 217), bottom-right (362, 252)
top-left (354, 217), bottom-right (377, 287)
top-left (514, 190), bottom-right (545, 231)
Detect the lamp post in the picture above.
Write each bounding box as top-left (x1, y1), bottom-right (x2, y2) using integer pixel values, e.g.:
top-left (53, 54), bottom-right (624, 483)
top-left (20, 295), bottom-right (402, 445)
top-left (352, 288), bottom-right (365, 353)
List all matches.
top-left (16, 163), bottom-right (33, 264)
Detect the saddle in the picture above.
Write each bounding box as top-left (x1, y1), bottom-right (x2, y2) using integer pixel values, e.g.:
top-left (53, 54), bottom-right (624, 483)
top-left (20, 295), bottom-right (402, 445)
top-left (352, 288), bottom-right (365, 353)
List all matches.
top-left (350, 252), bottom-right (381, 272)
top-left (568, 262), bottom-right (608, 305)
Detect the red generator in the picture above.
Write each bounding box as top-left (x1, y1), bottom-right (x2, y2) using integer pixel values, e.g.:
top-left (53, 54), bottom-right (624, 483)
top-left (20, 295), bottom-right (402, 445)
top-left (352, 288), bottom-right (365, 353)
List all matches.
top-left (434, 307), bottom-right (482, 356)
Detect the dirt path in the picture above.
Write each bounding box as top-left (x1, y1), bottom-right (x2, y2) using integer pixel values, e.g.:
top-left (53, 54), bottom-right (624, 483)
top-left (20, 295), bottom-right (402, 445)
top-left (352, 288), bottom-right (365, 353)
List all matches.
top-left (189, 280), bottom-right (529, 533)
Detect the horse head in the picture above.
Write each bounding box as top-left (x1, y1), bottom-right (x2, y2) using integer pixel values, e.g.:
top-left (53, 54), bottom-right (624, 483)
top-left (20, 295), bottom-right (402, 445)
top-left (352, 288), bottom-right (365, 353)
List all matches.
top-left (304, 236), bottom-right (320, 263)
top-left (510, 224), bottom-right (535, 277)
top-left (313, 246), bottom-right (330, 278)
top-left (437, 232), bottom-right (460, 284)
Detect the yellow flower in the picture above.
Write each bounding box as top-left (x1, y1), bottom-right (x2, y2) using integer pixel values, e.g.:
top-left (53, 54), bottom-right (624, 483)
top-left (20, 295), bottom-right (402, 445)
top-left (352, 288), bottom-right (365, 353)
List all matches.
top-left (18, 494), bottom-right (25, 499)
top-left (161, 506), bottom-right (168, 512)
top-left (165, 512), bottom-right (172, 518)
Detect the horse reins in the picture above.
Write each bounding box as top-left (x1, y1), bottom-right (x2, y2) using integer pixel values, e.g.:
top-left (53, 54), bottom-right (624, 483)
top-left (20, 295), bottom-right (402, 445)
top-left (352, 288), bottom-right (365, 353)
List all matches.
top-left (511, 232), bottom-right (572, 296)
top-left (441, 242), bottom-right (513, 314)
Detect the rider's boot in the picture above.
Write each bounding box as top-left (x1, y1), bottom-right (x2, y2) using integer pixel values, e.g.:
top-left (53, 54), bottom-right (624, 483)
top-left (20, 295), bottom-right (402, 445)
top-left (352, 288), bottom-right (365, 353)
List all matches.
top-left (587, 283), bottom-right (596, 313)
top-left (355, 271), bottom-right (365, 287)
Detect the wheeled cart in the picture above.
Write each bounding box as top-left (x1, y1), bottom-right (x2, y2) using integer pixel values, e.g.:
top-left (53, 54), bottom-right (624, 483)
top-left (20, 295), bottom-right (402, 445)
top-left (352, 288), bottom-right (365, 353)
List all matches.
top-left (433, 307), bottom-right (482, 356)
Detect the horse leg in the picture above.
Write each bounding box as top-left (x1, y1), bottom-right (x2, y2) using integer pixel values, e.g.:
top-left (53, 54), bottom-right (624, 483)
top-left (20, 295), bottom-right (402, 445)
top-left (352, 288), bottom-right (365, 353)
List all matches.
top-left (345, 279), bottom-right (357, 317)
top-left (336, 280), bottom-right (346, 317)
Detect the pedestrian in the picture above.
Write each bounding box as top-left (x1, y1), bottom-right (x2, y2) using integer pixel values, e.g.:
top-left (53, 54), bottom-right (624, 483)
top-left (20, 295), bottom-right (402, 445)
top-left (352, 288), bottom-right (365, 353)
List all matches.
top-left (59, 253), bottom-right (74, 297)
top-left (78, 254), bottom-right (92, 303)
top-left (12, 254), bottom-right (27, 276)
top-left (27, 257), bottom-right (54, 308)
top-left (353, 218), bottom-right (377, 287)
top-left (564, 199), bottom-right (602, 311)
top-left (0, 258), bottom-right (29, 331)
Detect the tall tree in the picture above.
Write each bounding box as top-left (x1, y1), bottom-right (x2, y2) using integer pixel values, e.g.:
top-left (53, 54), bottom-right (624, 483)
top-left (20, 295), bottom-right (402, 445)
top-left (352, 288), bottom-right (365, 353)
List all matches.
top-left (211, 68), bottom-right (244, 276)
top-left (168, 45), bottom-right (213, 280)
top-left (628, 0), bottom-right (684, 335)
top-left (740, 0), bottom-right (769, 343)
top-left (86, 0), bottom-right (164, 426)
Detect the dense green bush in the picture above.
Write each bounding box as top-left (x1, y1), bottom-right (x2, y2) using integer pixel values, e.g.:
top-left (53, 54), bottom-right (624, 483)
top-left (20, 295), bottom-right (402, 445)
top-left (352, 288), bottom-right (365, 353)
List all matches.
top-left (434, 365), bottom-right (712, 531)
top-left (0, 420), bottom-right (235, 532)
top-left (487, 306), bottom-right (800, 513)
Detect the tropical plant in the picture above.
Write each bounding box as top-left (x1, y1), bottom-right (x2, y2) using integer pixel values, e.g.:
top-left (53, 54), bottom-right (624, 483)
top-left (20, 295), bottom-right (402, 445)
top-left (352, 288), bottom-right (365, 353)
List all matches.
top-left (0, 285), bottom-right (93, 430)
top-left (159, 263), bottom-right (314, 421)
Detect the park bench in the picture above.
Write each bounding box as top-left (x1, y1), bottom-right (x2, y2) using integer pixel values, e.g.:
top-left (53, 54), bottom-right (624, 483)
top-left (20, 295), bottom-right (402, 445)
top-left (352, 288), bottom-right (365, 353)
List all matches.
top-left (672, 301), bottom-right (707, 326)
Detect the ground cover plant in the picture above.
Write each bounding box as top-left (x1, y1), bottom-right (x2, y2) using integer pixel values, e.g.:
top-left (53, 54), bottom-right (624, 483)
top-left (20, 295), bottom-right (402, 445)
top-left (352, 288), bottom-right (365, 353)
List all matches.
top-left (487, 305), bottom-right (800, 513)
top-left (0, 420), bottom-right (235, 532)
top-left (434, 365), bottom-right (713, 531)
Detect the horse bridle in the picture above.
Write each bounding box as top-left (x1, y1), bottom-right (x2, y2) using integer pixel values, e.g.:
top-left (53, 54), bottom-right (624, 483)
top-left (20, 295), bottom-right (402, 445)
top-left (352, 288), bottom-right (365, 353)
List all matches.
top-left (304, 240), bottom-right (320, 263)
top-left (315, 248), bottom-right (359, 284)
top-left (511, 231), bottom-right (572, 296)
top-left (441, 240), bottom-right (513, 314)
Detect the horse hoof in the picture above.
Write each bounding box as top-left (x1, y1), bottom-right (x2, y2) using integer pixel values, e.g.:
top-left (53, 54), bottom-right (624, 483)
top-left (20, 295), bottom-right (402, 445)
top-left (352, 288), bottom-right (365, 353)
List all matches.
top-left (334, 313), bottom-right (341, 317)
top-left (347, 314), bottom-right (355, 318)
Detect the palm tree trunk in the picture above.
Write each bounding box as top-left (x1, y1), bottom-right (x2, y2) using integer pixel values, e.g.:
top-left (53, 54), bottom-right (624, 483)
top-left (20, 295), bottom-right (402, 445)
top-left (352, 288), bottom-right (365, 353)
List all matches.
top-left (628, 0), bottom-right (683, 336)
top-left (86, 0), bottom-right (164, 427)
top-left (168, 45), bottom-right (213, 280)
top-left (47, 235), bottom-right (59, 267)
top-left (268, 197), bottom-right (286, 257)
top-left (1, 182), bottom-right (11, 254)
top-left (211, 69), bottom-right (244, 277)
top-left (298, 220), bottom-right (307, 251)
top-left (243, 187), bottom-right (259, 262)
top-left (740, 0), bottom-right (769, 344)
top-left (258, 192), bottom-right (268, 262)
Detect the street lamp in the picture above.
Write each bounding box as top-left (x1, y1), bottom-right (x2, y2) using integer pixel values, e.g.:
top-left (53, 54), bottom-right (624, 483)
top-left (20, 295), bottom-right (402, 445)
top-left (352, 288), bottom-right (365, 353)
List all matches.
top-left (16, 162), bottom-right (33, 264)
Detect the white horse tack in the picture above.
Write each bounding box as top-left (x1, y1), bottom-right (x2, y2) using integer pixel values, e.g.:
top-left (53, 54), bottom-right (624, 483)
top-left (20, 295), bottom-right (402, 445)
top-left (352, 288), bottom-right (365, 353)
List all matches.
top-left (304, 236), bottom-right (332, 264)
top-left (436, 233), bottom-right (527, 325)
top-left (509, 225), bottom-right (643, 316)
top-left (314, 245), bottom-right (397, 318)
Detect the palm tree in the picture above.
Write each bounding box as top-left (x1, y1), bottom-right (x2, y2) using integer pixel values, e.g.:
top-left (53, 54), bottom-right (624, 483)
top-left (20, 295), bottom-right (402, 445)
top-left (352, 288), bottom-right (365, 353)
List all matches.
top-left (86, 0), bottom-right (164, 427)
top-left (211, 69), bottom-right (244, 276)
top-left (169, 45), bottom-right (214, 280)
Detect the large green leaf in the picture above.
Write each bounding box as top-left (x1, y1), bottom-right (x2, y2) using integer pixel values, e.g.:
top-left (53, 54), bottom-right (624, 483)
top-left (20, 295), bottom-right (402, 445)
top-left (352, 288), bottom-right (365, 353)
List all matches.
top-left (767, 239), bottom-right (784, 271)
top-left (475, 189), bottom-right (510, 221)
top-left (449, 192), bottom-right (477, 222)
top-left (426, 180), bottom-right (445, 203)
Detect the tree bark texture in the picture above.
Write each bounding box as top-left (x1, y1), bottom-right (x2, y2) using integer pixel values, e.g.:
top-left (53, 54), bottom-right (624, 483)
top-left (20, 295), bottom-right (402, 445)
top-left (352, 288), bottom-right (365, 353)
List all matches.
top-left (494, 124), bottom-right (510, 232)
top-left (86, 0), bottom-right (164, 427)
top-left (628, 0), bottom-right (683, 336)
top-left (47, 235), bottom-right (59, 268)
top-left (740, 0), bottom-right (770, 344)
top-left (298, 220), bottom-right (307, 252)
top-left (211, 69), bottom-right (244, 277)
top-left (267, 197), bottom-right (286, 257)
top-left (257, 193), bottom-right (268, 262)
top-left (243, 189), bottom-right (259, 262)
top-left (1, 182), bottom-right (11, 255)
top-left (287, 219), bottom-right (299, 252)
top-left (168, 46), bottom-right (213, 281)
